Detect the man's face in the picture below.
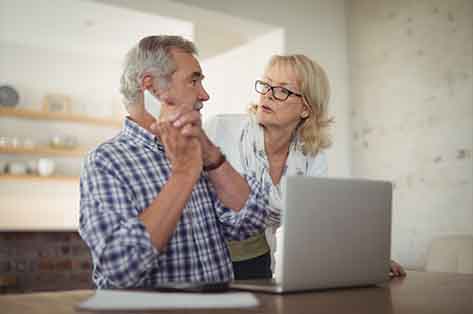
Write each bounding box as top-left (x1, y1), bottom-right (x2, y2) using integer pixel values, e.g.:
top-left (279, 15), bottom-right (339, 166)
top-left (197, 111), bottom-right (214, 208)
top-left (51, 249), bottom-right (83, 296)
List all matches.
top-left (158, 48), bottom-right (209, 115)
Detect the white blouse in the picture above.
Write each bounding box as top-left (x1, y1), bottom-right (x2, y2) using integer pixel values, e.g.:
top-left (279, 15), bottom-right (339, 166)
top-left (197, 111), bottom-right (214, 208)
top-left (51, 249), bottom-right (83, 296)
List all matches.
top-left (205, 114), bottom-right (328, 277)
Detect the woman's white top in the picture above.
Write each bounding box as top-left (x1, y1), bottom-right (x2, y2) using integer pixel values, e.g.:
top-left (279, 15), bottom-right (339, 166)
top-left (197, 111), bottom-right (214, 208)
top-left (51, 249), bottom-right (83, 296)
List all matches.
top-left (205, 114), bottom-right (328, 277)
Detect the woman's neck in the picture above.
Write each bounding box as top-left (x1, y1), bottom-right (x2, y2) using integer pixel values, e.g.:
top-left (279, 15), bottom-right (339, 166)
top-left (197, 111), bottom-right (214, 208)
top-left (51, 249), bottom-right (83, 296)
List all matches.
top-left (263, 125), bottom-right (296, 185)
top-left (263, 125), bottom-right (294, 159)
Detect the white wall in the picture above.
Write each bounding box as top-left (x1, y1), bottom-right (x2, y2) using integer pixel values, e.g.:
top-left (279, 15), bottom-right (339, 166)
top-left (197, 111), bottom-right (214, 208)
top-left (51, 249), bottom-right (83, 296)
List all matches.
top-left (93, 0), bottom-right (275, 60)
top-left (348, 0), bottom-right (473, 268)
top-left (201, 29), bottom-right (285, 119)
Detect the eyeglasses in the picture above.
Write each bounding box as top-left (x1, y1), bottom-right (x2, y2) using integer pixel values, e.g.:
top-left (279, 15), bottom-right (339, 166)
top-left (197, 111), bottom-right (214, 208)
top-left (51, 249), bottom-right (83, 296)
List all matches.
top-left (255, 80), bottom-right (303, 101)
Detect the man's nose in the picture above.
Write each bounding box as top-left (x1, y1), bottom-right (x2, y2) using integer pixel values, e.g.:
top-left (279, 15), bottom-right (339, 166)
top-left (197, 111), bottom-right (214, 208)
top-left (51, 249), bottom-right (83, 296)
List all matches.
top-left (199, 86), bottom-right (210, 102)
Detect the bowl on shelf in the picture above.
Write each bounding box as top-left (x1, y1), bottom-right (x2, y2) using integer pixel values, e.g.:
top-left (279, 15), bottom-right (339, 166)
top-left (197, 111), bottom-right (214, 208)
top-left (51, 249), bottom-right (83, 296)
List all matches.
top-left (5, 162), bottom-right (28, 175)
top-left (0, 85), bottom-right (19, 107)
top-left (49, 135), bottom-right (78, 150)
top-left (0, 136), bottom-right (36, 149)
top-left (37, 158), bottom-right (55, 177)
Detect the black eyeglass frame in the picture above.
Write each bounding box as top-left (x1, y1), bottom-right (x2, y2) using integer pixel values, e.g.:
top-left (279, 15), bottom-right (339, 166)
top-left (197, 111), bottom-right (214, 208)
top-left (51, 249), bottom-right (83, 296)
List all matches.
top-left (254, 80), bottom-right (303, 101)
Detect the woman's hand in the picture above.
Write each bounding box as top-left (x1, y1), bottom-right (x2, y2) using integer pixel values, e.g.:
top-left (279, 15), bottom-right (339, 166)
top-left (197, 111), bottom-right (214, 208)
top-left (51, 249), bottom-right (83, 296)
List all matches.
top-left (390, 260), bottom-right (406, 277)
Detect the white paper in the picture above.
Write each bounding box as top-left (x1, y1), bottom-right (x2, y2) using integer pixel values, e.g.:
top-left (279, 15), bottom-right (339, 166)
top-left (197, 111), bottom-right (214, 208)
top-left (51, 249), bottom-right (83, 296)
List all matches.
top-left (77, 289), bottom-right (259, 311)
top-left (144, 89), bottom-right (161, 118)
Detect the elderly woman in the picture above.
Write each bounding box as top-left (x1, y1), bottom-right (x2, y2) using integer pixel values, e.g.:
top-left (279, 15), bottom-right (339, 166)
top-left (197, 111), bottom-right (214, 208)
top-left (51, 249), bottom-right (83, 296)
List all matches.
top-left (223, 54), bottom-right (405, 279)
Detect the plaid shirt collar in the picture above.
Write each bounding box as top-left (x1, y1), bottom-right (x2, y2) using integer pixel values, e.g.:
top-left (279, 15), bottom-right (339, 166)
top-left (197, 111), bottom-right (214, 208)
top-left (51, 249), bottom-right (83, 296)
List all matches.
top-left (122, 117), bottom-right (164, 151)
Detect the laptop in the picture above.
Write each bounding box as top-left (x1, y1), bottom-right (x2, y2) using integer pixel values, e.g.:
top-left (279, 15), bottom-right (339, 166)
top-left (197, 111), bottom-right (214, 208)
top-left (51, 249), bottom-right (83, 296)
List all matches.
top-left (231, 176), bottom-right (392, 293)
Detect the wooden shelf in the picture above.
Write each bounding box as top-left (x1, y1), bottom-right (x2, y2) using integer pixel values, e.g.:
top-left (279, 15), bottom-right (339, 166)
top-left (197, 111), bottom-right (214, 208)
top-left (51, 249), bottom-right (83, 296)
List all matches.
top-left (0, 107), bottom-right (122, 127)
top-left (0, 146), bottom-right (87, 156)
top-left (0, 174), bottom-right (79, 182)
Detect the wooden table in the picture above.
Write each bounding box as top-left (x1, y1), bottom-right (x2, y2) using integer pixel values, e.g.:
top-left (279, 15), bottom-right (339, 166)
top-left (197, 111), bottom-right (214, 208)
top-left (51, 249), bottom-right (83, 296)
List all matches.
top-left (0, 271), bottom-right (471, 314)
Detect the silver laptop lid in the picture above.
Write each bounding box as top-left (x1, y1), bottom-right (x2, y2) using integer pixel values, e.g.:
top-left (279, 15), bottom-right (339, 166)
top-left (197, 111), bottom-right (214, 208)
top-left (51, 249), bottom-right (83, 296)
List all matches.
top-left (279, 177), bottom-right (392, 291)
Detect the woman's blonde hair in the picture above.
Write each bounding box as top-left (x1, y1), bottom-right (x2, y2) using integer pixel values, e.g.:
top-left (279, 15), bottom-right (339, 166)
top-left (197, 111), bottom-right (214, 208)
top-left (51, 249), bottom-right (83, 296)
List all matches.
top-left (250, 54), bottom-right (333, 155)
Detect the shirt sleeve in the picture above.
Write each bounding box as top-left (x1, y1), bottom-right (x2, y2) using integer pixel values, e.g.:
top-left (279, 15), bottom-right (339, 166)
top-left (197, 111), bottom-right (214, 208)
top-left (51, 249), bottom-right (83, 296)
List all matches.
top-left (238, 118), bottom-right (255, 176)
top-left (204, 114), bottom-right (247, 173)
top-left (79, 150), bottom-right (158, 288)
top-left (211, 174), bottom-right (269, 241)
top-left (307, 151), bottom-right (328, 177)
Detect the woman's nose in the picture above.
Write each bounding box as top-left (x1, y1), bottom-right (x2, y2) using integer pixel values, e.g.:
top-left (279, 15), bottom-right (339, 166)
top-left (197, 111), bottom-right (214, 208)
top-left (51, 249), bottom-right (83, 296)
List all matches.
top-left (264, 89), bottom-right (274, 100)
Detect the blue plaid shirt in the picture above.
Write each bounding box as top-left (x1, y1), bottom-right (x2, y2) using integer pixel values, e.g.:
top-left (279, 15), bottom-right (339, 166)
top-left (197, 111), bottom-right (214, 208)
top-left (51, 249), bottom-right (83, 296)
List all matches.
top-left (79, 118), bottom-right (268, 288)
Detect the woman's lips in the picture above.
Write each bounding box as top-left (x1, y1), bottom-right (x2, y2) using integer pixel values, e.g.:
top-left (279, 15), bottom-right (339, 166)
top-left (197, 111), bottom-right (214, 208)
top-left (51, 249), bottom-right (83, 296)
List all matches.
top-left (261, 104), bottom-right (273, 112)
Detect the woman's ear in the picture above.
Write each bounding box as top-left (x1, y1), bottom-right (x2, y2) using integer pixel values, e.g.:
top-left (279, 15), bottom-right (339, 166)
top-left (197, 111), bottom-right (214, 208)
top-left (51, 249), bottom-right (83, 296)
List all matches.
top-left (301, 98), bottom-right (313, 119)
top-left (301, 103), bottom-right (311, 119)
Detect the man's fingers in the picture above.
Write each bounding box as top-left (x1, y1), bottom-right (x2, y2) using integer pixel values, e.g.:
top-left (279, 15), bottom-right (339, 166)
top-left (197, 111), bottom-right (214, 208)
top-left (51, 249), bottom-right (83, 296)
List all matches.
top-left (181, 124), bottom-right (201, 137)
top-left (150, 122), bottom-right (159, 134)
top-left (151, 120), bottom-right (168, 134)
top-left (150, 122), bottom-right (167, 138)
top-left (172, 110), bottom-right (202, 128)
top-left (160, 106), bottom-right (198, 123)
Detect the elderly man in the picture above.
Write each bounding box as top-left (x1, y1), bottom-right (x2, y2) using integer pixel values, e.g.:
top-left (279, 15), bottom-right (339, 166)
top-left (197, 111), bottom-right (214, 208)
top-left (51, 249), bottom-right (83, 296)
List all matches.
top-left (79, 35), bottom-right (268, 288)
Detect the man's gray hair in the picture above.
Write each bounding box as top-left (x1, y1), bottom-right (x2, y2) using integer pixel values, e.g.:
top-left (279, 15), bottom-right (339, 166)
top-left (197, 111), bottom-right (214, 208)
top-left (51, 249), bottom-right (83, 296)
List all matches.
top-left (120, 35), bottom-right (197, 106)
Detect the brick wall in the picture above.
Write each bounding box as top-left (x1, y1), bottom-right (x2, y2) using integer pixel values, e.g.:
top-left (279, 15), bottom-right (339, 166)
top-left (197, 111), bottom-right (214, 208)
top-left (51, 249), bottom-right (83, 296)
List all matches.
top-left (0, 232), bottom-right (93, 293)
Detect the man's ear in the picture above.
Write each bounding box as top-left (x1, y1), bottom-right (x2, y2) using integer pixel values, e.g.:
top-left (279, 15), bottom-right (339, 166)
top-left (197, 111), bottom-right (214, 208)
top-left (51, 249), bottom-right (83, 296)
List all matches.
top-left (142, 74), bottom-right (154, 92)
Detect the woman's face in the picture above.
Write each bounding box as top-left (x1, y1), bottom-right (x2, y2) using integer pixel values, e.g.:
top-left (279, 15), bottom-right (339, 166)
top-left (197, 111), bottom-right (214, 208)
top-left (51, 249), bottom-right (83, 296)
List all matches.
top-left (255, 64), bottom-right (308, 131)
